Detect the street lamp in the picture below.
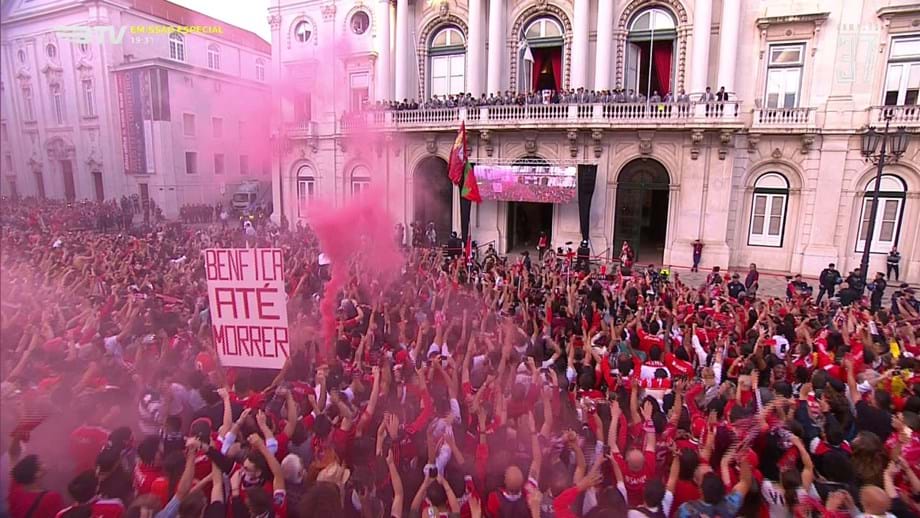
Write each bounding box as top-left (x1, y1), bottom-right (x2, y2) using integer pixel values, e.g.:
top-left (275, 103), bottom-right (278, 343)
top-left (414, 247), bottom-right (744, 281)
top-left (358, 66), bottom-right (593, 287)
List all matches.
top-left (858, 113), bottom-right (909, 291)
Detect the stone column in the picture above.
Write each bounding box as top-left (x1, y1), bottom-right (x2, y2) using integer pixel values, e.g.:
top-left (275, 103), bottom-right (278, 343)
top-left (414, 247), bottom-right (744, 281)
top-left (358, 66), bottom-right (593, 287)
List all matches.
top-left (375, 0), bottom-right (392, 101)
top-left (486, 0), bottom-right (504, 95)
top-left (467, 0), bottom-right (485, 97)
top-left (394, 0), bottom-right (409, 101)
top-left (571, 0), bottom-right (590, 89)
top-left (689, 0), bottom-right (712, 95)
top-left (716, 0), bottom-right (740, 92)
top-left (594, 0), bottom-right (614, 91)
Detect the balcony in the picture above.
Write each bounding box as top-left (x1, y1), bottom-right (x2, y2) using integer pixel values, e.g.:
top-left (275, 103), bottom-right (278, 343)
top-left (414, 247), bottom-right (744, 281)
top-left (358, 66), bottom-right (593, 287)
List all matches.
top-left (285, 120), bottom-right (318, 138)
top-left (868, 105), bottom-right (920, 128)
top-left (751, 107), bottom-right (817, 131)
top-left (340, 101), bottom-right (745, 132)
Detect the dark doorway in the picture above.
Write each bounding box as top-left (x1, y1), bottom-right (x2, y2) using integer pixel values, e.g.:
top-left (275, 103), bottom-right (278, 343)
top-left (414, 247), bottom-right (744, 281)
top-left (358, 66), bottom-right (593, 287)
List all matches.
top-left (413, 156), bottom-right (453, 245)
top-left (61, 160), bottom-right (75, 201)
top-left (507, 201), bottom-right (552, 252)
top-left (92, 172), bottom-right (104, 202)
top-left (613, 158), bottom-right (670, 265)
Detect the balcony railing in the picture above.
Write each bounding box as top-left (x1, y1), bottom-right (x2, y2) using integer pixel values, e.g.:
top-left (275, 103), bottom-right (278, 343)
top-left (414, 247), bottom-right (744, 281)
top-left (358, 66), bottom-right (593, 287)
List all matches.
top-left (285, 120), bottom-right (317, 138)
top-left (868, 105), bottom-right (920, 127)
top-left (751, 107), bottom-right (816, 130)
top-left (340, 101), bottom-right (743, 131)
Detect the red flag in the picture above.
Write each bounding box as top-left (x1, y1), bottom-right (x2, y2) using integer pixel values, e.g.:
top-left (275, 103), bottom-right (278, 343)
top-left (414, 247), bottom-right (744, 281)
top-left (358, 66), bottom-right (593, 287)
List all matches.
top-left (447, 122), bottom-right (468, 185)
top-left (460, 162), bottom-right (482, 203)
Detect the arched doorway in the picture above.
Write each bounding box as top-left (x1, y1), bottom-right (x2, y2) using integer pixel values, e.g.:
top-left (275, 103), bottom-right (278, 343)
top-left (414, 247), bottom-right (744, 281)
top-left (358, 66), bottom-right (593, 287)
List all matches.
top-left (413, 157), bottom-right (453, 245)
top-left (613, 158), bottom-right (670, 264)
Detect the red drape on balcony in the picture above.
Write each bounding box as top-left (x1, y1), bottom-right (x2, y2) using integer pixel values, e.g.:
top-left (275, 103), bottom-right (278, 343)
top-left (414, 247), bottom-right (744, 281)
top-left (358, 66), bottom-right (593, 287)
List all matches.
top-left (532, 47), bottom-right (562, 92)
top-left (652, 41), bottom-right (672, 95)
top-left (549, 48), bottom-right (562, 91)
top-left (531, 49), bottom-right (545, 93)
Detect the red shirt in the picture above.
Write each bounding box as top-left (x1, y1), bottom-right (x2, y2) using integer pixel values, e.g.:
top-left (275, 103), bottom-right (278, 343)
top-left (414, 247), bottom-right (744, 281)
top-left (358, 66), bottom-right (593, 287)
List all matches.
top-left (55, 499), bottom-right (124, 518)
top-left (637, 328), bottom-right (664, 356)
top-left (133, 463), bottom-right (162, 497)
top-left (670, 480), bottom-right (700, 518)
top-left (70, 425), bottom-right (109, 473)
top-left (614, 451), bottom-right (656, 506)
top-left (8, 484), bottom-right (63, 518)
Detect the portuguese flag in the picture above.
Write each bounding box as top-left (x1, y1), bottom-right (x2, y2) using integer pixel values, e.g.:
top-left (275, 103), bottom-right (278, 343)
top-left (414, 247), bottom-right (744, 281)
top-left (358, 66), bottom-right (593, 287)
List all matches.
top-left (448, 123), bottom-right (482, 203)
top-left (460, 161), bottom-right (482, 203)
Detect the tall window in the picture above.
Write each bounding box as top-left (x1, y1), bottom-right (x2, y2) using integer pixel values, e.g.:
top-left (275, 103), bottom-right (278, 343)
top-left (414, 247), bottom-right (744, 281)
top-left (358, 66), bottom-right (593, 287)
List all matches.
top-left (214, 153), bottom-right (225, 175)
top-left (239, 155), bottom-right (250, 175)
top-left (857, 175), bottom-right (906, 252)
top-left (81, 79), bottom-right (96, 117)
top-left (351, 165), bottom-right (370, 196)
top-left (212, 117), bottom-right (223, 137)
top-left (256, 59), bottom-right (265, 81)
top-left (185, 151), bottom-right (198, 174)
top-left (294, 93), bottom-right (312, 121)
top-left (748, 172), bottom-right (789, 247)
top-left (207, 44), bottom-right (221, 70)
top-left (169, 33), bottom-right (186, 61)
top-left (764, 43), bottom-right (805, 108)
top-left (350, 73), bottom-right (369, 111)
top-left (521, 17), bottom-right (565, 93)
top-left (50, 84), bottom-right (65, 124)
top-left (625, 8), bottom-right (677, 96)
top-left (183, 114), bottom-right (196, 136)
top-left (294, 21), bottom-right (313, 43)
top-left (429, 27), bottom-right (466, 97)
top-left (22, 86), bottom-right (35, 121)
top-left (296, 165), bottom-right (316, 215)
top-left (883, 37), bottom-right (920, 106)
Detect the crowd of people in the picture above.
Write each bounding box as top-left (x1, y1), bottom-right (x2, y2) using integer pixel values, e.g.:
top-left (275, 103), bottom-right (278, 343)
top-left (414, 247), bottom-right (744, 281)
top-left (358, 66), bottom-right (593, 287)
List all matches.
top-left (1, 194), bottom-right (919, 518)
top-left (364, 86), bottom-right (730, 113)
top-left (179, 204), bottom-right (223, 226)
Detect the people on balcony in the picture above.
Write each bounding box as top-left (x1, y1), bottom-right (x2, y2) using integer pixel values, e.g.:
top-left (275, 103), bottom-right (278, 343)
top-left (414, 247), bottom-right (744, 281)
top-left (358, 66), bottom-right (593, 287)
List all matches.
top-left (348, 85), bottom-right (732, 122)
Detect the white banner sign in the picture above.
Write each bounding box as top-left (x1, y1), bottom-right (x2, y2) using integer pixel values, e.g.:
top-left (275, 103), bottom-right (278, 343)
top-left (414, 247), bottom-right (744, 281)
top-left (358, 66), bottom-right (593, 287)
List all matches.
top-left (205, 248), bottom-right (289, 369)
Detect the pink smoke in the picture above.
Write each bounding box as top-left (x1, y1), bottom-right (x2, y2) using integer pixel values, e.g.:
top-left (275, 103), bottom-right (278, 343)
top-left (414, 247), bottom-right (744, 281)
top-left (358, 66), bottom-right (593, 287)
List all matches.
top-left (308, 190), bottom-right (402, 357)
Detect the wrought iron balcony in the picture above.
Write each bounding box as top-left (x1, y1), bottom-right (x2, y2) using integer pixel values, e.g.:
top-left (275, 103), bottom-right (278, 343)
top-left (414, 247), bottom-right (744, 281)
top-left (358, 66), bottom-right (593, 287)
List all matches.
top-left (868, 105), bottom-right (920, 128)
top-left (340, 101), bottom-right (745, 132)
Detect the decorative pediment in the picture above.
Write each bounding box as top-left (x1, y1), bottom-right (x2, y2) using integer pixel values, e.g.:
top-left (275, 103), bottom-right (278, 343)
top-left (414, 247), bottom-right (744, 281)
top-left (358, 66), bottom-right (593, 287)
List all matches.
top-left (46, 137), bottom-right (76, 160)
top-left (75, 61), bottom-right (94, 80)
top-left (755, 12), bottom-right (830, 31)
top-left (15, 68), bottom-right (31, 87)
top-left (40, 64), bottom-right (64, 85)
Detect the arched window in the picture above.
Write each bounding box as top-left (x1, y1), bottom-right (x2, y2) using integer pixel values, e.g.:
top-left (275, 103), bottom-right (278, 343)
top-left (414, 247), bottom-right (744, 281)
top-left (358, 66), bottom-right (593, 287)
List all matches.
top-left (296, 166), bottom-right (316, 215)
top-left (255, 59), bottom-right (265, 81)
top-left (351, 165), bottom-right (370, 196)
top-left (521, 17), bottom-right (564, 93)
top-left (207, 44), bottom-right (221, 70)
top-left (17, 49), bottom-right (26, 63)
top-left (748, 172), bottom-right (789, 247)
top-left (429, 27), bottom-right (465, 97)
top-left (294, 21), bottom-right (313, 43)
top-left (626, 7), bottom-right (677, 96)
top-left (169, 33), bottom-right (185, 61)
top-left (857, 174), bottom-right (906, 252)
top-left (45, 44), bottom-right (57, 59)
top-left (351, 12), bottom-right (370, 35)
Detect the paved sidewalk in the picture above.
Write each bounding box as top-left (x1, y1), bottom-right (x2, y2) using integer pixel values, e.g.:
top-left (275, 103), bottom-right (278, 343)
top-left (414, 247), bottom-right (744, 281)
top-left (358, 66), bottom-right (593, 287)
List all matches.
top-left (669, 267), bottom-right (790, 299)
